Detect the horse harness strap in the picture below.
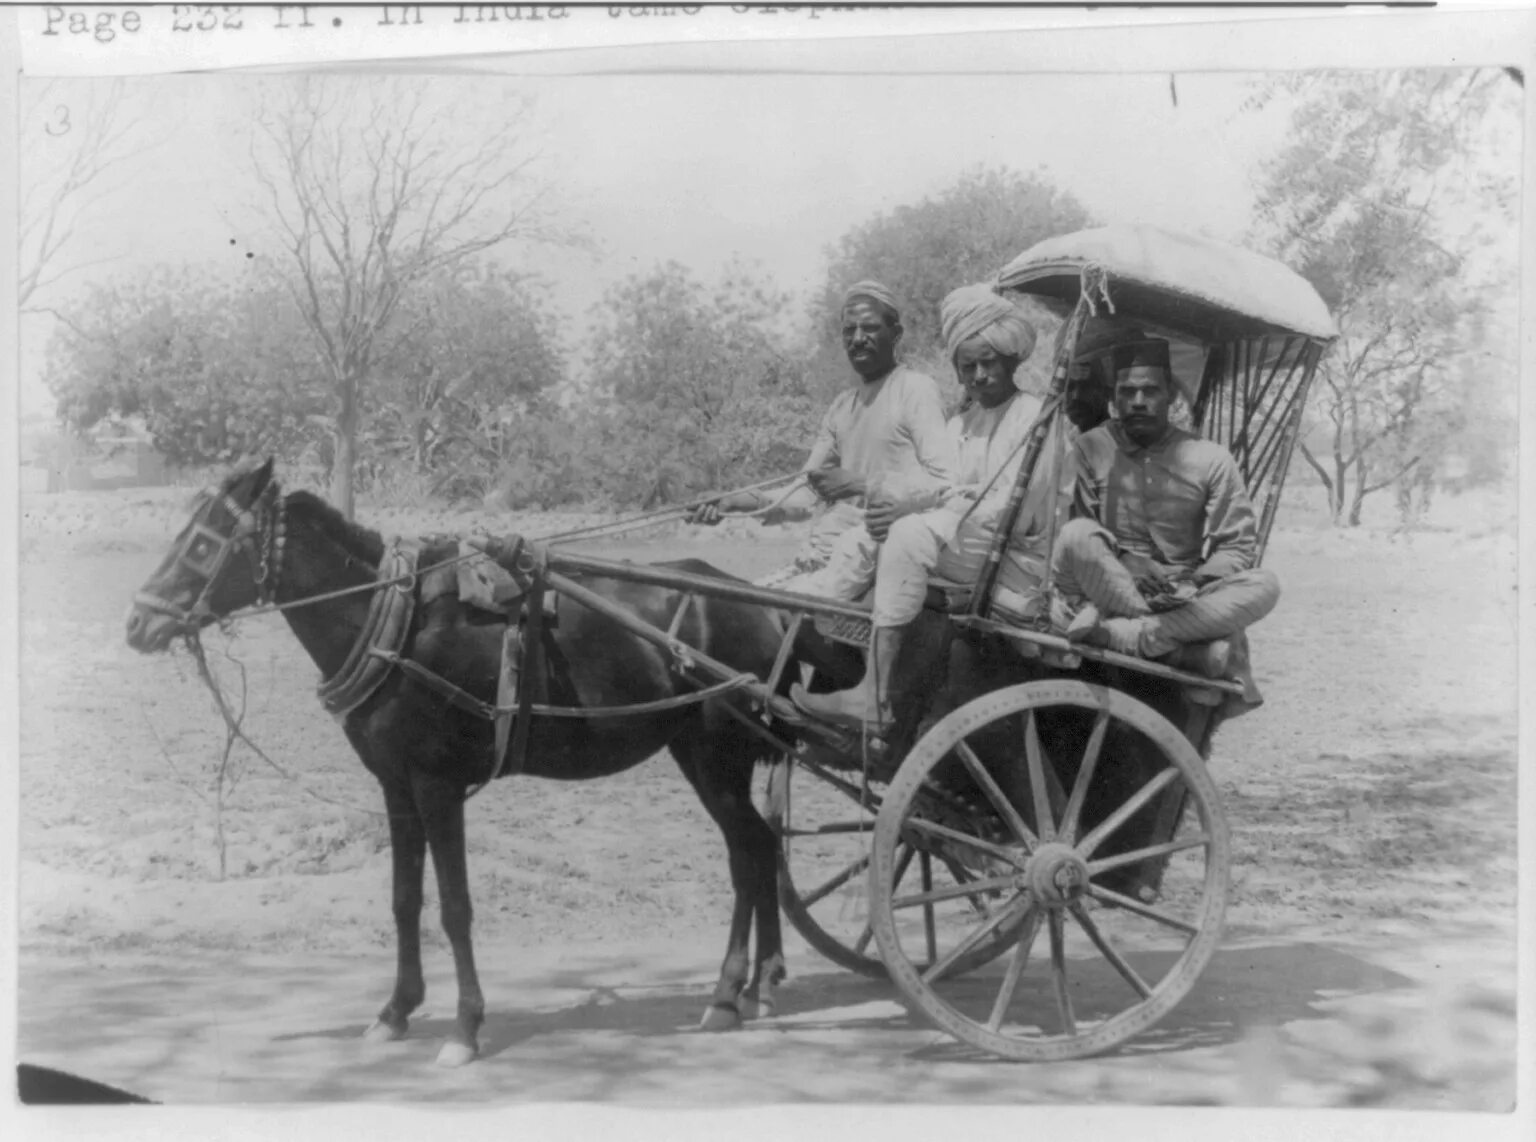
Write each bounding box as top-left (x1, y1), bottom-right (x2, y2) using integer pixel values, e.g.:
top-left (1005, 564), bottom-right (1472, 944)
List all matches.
top-left (496, 576), bottom-right (546, 785)
top-left (368, 648), bottom-right (500, 721)
top-left (317, 541), bottom-right (420, 718)
top-left (320, 531), bottom-right (762, 794)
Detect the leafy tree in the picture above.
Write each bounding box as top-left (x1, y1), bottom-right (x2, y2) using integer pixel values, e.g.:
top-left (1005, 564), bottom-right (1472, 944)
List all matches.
top-left (584, 261), bottom-right (821, 507)
top-left (248, 76), bottom-right (577, 517)
top-left (1247, 69), bottom-right (1520, 525)
top-left (42, 265), bottom-right (326, 467)
top-left (813, 166), bottom-right (1094, 363)
top-left (366, 263), bottom-right (567, 484)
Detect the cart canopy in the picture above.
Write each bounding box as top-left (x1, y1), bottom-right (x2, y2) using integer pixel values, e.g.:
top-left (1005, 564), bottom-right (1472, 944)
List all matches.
top-left (996, 225), bottom-right (1338, 345)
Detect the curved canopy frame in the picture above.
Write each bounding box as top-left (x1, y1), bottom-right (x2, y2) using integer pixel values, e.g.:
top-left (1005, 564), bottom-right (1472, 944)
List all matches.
top-left (996, 224), bottom-right (1338, 343)
top-left (970, 226), bottom-right (1337, 618)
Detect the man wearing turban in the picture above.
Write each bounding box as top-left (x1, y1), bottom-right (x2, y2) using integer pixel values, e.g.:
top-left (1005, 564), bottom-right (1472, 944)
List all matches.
top-left (793, 284), bottom-right (1058, 730)
top-left (1054, 336), bottom-right (1280, 690)
top-left (691, 281), bottom-right (955, 582)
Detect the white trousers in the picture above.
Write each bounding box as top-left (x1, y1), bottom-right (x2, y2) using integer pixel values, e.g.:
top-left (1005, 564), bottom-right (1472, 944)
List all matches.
top-left (871, 509), bottom-right (1047, 627)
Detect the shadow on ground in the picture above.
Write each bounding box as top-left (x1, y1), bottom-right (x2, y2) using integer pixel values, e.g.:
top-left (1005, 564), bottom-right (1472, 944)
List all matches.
top-left (17, 938), bottom-right (1422, 1105)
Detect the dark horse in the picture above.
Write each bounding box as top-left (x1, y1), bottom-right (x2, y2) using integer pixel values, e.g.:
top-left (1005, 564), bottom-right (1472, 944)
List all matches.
top-left (125, 458), bottom-right (819, 1066)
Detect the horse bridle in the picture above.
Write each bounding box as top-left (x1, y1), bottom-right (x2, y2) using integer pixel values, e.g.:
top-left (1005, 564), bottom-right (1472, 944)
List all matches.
top-left (133, 479), bottom-right (286, 632)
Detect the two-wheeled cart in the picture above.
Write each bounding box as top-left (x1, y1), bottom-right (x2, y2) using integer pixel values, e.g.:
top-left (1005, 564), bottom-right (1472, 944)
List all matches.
top-left (517, 225), bottom-right (1335, 1059)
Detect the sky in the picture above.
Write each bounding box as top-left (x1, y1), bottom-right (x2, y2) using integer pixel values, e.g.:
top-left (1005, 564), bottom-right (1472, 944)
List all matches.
top-left (12, 51), bottom-right (1513, 420)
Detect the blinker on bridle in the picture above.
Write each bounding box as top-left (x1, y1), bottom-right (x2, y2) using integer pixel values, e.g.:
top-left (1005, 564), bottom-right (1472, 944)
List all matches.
top-left (133, 480), bottom-right (285, 631)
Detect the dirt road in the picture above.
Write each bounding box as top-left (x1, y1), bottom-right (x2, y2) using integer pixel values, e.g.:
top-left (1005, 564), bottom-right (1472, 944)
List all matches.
top-left (13, 488), bottom-right (1520, 1110)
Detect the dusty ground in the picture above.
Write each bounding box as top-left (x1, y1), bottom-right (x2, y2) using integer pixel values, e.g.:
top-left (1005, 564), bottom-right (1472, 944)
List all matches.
top-left (11, 481), bottom-right (1521, 1111)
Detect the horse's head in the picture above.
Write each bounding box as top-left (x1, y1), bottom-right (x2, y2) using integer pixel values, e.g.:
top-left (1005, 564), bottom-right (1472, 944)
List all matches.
top-left (126, 456), bottom-right (284, 653)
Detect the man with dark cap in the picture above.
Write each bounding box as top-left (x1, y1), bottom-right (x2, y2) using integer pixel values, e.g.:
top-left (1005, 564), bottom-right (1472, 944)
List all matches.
top-left (1053, 336), bottom-right (1280, 677)
top-left (692, 281), bottom-right (954, 581)
top-left (1064, 315), bottom-right (1142, 434)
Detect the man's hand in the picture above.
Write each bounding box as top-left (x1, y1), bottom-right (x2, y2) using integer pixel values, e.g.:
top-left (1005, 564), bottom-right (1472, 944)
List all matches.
top-left (806, 467), bottom-right (867, 503)
top-left (686, 491), bottom-right (761, 526)
top-left (864, 494), bottom-right (905, 542)
top-left (1120, 551), bottom-right (1171, 590)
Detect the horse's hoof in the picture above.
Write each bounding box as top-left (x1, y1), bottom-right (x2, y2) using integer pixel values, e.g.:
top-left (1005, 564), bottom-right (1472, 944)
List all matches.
top-left (436, 1041), bottom-right (478, 1068)
top-left (698, 1004), bottom-right (741, 1032)
top-left (363, 1019), bottom-right (407, 1043)
top-left (741, 996), bottom-right (776, 1021)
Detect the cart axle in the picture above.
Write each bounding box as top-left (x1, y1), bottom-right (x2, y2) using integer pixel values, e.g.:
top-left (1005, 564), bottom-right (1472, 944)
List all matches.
top-left (1024, 843), bottom-right (1090, 906)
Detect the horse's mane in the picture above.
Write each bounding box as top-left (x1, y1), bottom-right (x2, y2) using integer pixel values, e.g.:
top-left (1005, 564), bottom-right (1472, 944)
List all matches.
top-left (283, 490), bottom-right (388, 567)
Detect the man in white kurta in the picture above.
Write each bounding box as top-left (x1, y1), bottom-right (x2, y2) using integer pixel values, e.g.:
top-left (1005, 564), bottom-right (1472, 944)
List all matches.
top-left (793, 284), bottom-right (1053, 729)
top-left (690, 281), bottom-right (955, 584)
top-left (791, 350), bottom-right (958, 580)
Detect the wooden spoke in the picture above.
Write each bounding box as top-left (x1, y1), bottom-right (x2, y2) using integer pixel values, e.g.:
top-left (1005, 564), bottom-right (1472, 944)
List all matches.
top-left (939, 854), bottom-right (1006, 919)
top-left (941, 854), bottom-right (976, 884)
top-left (1023, 710), bottom-right (1056, 841)
top-left (953, 739), bottom-right (1038, 850)
top-left (783, 820), bottom-right (875, 838)
top-left (1043, 755), bottom-right (1069, 824)
top-left (890, 874), bottom-right (1016, 911)
top-left (987, 906), bottom-right (1044, 1031)
top-left (1075, 767), bottom-right (1181, 858)
top-left (852, 923), bottom-right (874, 956)
top-left (1048, 910), bottom-right (1076, 1036)
top-left (919, 895), bottom-right (1031, 986)
top-left (1059, 708), bottom-right (1109, 845)
top-left (1086, 883), bottom-right (1200, 936)
top-left (1085, 834), bottom-right (1210, 877)
top-left (802, 852), bottom-right (871, 908)
top-left (1068, 902), bottom-right (1152, 1000)
top-left (795, 756), bottom-right (880, 810)
top-left (920, 852), bottom-right (938, 964)
top-left (903, 817), bottom-right (1029, 870)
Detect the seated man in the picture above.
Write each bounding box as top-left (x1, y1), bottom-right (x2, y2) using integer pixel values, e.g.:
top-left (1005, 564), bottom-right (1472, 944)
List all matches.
top-left (1053, 337), bottom-right (1280, 680)
top-left (690, 281), bottom-right (954, 588)
top-left (794, 309), bottom-right (1133, 611)
top-left (792, 284), bottom-right (1053, 730)
top-left (1064, 315), bottom-right (1145, 437)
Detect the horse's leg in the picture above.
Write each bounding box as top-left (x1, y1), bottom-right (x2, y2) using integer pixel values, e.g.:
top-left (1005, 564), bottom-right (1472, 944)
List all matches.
top-left (742, 764), bottom-right (788, 1020)
top-left (675, 742), bottom-right (782, 1031)
top-left (411, 770), bottom-right (485, 1067)
top-left (364, 775), bottom-right (428, 1042)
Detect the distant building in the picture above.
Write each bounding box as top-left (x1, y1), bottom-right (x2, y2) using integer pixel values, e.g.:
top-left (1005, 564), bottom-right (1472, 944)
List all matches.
top-left (23, 426), bottom-right (180, 494)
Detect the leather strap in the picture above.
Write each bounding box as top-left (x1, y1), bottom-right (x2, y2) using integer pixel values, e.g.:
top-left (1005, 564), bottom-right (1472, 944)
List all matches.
top-left (316, 542), bottom-right (419, 718)
top-left (505, 579), bottom-right (546, 779)
top-left (368, 649), bottom-right (496, 720)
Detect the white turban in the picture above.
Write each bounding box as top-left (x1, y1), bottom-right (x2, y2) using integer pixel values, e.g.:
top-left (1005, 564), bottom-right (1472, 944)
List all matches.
top-left (940, 284), bottom-right (1037, 365)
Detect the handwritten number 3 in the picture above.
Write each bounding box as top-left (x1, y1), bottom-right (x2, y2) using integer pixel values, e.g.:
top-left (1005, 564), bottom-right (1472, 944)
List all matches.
top-left (45, 104), bottom-right (71, 137)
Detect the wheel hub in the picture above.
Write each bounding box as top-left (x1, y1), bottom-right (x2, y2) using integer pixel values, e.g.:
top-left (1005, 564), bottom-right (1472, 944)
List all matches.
top-left (1022, 842), bottom-right (1090, 906)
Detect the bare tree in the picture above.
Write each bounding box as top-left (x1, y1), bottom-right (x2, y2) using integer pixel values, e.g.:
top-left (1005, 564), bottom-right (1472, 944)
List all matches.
top-left (1248, 68), bottom-right (1519, 525)
top-left (249, 76), bottom-right (571, 517)
top-left (20, 79), bottom-right (164, 311)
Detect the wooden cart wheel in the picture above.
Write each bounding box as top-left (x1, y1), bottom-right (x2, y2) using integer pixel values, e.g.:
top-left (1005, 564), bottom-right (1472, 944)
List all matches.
top-left (868, 680), bottom-right (1230, 1061)
top-left (766, 757), bottom-right (1022, 980)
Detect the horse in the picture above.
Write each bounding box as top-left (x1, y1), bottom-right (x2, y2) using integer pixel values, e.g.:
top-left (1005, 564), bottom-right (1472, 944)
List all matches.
top-left (124, 457), bottom-right (819, 1067)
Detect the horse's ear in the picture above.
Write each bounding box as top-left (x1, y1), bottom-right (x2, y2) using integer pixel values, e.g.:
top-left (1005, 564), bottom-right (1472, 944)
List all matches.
top-left (228, 454), bottom-right (275, 495)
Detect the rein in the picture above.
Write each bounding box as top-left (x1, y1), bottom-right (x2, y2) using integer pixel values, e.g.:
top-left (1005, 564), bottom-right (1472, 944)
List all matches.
top-left (157, 469), bottom-right (808, 627)
top-left (534, 472), bottom-right (806, 546)
top-left (155, 469), bottom-right (803, 801)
